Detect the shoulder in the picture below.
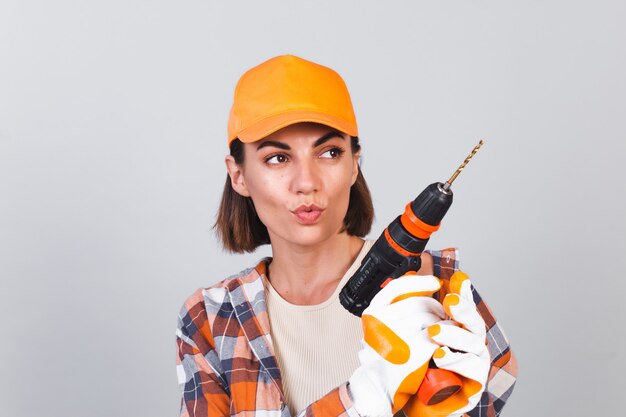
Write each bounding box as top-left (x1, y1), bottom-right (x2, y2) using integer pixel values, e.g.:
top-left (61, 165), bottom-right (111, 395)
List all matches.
top-left (422, 247), bottom-right (460, 302)
top-left (178, 257), bottom-right (270, 328)
top-left (423, 247), bottom-right (460, 280)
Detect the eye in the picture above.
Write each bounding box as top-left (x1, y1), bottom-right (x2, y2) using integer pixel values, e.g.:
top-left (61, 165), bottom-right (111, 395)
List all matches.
top-left (320, 147), bottom-right (345, 159)
top-left (265, 153), bottom-right (289, 165)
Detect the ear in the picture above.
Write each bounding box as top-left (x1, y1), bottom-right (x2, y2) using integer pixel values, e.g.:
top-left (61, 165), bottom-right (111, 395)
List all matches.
top-left (351, 150), bottom-right (361, 186)
top-left (225, 156), bottom-right (251, 197)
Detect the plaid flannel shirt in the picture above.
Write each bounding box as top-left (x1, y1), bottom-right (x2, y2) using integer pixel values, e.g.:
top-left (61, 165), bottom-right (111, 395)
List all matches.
top-left (176, 248), bottom-right (518, 417)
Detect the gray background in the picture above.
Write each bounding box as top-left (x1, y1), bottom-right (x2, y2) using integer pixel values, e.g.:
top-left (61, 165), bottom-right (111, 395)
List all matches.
top-left (1, 1), bottom-right (624, 416)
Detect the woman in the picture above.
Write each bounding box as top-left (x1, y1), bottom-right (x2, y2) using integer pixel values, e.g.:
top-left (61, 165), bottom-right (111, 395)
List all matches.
top-left (176, 55), bottom-right (517, 417)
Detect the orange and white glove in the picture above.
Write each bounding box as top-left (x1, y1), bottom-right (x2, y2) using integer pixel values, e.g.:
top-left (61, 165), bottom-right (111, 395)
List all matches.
top-left (348, 274), bottom-right (446, 417)
top-left (402, 271), bottom-right (490, 417)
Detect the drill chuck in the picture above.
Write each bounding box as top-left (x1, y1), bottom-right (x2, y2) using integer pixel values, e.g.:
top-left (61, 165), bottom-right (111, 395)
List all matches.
top-left (411, 182), bottom-right (453, 226)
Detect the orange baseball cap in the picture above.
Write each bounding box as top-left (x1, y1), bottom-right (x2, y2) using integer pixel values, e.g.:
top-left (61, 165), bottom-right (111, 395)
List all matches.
top-left (227, 55), bottom-right (358, 145)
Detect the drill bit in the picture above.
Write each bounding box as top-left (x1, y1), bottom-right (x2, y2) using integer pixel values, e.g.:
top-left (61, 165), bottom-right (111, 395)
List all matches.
top-left (442, 140), bottom-right (484, 192)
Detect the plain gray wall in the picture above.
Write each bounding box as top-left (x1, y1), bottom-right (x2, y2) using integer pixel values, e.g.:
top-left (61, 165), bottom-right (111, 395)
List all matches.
top-left (1, 1), bottom-right (624, 416)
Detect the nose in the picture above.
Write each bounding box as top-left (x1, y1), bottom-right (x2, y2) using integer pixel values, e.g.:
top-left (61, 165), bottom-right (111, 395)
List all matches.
top-left (291, 159), bottom-right (321, 195)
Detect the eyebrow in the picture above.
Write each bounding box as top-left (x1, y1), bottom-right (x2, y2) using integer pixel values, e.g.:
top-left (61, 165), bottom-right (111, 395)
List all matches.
top-left (256, 131), bottom-right (345, 151)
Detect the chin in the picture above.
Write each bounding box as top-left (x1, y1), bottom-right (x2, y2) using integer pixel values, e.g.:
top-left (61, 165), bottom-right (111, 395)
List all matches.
top-left (279, 225), bottom-right (343, 248)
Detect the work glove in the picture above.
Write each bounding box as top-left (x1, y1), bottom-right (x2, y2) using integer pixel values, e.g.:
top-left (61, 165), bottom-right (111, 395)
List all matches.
top-left (348, 274), bottom-right (446, 417)
top-left (402, 271), bottom-right (491, 417)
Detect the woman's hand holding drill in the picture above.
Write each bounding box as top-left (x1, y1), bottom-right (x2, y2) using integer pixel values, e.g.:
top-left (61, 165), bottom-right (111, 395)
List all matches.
top-left (348, 272), bottom-right (490, 417)
top-left (348, 275), bottom-right (445, 417)
top-left (402, 271), bottom-right (490, 417)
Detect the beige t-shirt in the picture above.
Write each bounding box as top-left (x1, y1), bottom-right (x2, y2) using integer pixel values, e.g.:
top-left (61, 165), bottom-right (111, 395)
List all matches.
top-left (264, 239), bottom-right (375, 416)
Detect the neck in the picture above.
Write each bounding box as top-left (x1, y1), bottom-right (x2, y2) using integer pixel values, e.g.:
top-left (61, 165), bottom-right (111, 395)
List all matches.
top-left (267, 233), bottom-right (365, 305)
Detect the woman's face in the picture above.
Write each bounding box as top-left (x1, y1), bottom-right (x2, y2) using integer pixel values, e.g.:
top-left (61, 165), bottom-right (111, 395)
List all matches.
top-left (226, 122), bottom-right (360, 249)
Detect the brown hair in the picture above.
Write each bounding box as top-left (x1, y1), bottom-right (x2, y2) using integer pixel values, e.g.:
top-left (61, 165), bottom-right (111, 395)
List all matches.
top-left (214, 136), bottom-right (374, 253)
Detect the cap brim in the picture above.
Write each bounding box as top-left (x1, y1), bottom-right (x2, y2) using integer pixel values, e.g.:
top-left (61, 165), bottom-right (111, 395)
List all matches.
top-left (234, 110), bottom-right (358, 144)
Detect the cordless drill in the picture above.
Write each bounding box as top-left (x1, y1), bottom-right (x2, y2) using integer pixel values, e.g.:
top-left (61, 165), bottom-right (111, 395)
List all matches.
top-left (339, 140), bottom-right (484, 406)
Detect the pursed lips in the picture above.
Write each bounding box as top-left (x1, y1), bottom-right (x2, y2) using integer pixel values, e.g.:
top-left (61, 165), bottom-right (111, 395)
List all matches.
top-left (291, 204), bottom-right (325, 224)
